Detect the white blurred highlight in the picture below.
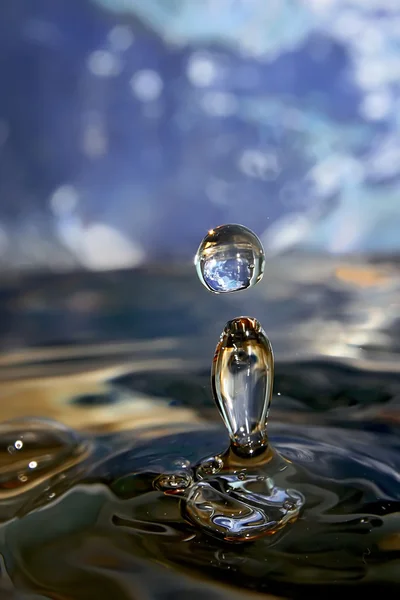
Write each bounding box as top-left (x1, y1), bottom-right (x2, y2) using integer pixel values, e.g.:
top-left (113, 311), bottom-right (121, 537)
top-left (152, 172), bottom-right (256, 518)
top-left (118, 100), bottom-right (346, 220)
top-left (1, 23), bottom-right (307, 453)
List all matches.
top-left (130, 70), bottom-right (163, 102)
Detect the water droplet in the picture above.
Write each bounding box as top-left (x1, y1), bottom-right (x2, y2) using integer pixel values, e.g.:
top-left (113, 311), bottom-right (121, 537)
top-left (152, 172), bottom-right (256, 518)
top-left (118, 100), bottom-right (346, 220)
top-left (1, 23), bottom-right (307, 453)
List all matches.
top-left (237, 471), bottom-right (246, 481)
top-left (212, 317), bottom-right (274, 457)
top-left (0, 418), bottom-right (88, 497)
top-left (195, 224), bottom-right (265, 293)
top-left (197, 456), bottom-right (223, 478)
top-left (155, 472), bottom-right (192, 494)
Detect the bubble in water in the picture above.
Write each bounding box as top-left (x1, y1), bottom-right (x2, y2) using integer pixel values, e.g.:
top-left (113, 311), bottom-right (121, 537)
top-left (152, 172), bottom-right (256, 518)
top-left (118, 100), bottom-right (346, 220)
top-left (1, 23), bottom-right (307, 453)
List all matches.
top-left (0, 418), bottom-right (89, 498)
top-left (212, 317), bottom-right (274, 457)
top-left (195, 224), bottom-right (265, 293)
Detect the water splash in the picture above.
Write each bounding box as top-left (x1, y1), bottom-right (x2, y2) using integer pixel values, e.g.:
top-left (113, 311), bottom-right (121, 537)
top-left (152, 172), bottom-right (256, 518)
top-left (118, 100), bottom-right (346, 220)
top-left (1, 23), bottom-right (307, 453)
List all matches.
top-left (158, 235), bottom-right (303, 544)
top-left (212, 316), bottom-right (274, 457)
top-left (153, 313), bottom-right (304, 543)
top-left (183, 466), bottom-right (304, 543)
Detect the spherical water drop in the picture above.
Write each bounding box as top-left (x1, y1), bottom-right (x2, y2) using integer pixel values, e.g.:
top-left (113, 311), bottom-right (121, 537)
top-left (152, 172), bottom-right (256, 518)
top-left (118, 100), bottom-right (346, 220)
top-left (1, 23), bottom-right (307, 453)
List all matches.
top-left (195, 224), bottom-right (265, 293)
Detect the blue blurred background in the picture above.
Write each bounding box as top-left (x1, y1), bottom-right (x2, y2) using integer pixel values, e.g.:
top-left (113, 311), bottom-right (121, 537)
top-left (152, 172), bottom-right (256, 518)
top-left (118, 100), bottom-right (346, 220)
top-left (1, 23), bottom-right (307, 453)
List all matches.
top-left (0, 0), bottom-right (399, 273)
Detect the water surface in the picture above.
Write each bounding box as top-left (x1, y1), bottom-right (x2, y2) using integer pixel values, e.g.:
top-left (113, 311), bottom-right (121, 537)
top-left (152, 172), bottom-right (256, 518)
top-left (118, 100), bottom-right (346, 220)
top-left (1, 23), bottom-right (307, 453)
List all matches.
top-left (0, 254), bottom-right (398, 599)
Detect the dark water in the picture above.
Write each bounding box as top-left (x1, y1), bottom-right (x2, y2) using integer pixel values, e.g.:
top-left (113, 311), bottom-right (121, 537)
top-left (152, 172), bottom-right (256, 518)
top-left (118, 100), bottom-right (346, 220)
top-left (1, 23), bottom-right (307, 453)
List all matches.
top-left (0, 254), bottom-right (399, 599)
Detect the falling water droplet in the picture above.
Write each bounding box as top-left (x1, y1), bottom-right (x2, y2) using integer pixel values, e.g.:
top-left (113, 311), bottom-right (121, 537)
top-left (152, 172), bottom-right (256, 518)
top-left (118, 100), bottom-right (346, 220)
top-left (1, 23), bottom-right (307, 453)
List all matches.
top-left (212, 317), bottom-right (274, 457)
top-left (0, 418), bottom-right (89, 497)
top-left (195, 224), bottom-right (265, 293)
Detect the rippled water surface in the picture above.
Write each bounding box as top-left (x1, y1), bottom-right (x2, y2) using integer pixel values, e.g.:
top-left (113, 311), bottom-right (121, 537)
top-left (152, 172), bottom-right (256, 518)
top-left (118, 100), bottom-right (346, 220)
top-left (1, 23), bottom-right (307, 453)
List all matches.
top-left (0, 254), bottom-right (398, 599)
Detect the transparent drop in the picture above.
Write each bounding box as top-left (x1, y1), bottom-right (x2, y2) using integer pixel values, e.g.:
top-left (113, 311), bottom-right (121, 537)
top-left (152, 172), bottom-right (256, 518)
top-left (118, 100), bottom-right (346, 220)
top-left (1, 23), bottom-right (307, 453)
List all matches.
top-left (196, 457), bottom-right (223, 478)
top-left (212, 317), bottom-right (274, 457)
top-left (155, 472), bottom-right (192, 494)
top-left (0, 418), bottom-right (88, 498)
top-left (195, 224), bottom-right (265, 293)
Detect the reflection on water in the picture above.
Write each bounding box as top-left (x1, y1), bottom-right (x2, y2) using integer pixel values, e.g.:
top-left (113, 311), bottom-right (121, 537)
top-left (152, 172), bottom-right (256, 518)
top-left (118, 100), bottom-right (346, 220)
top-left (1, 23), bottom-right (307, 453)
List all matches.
top-left (0, 418), bottom-right (89, 523)
top-left (0, 254), bottom-right (398, 598)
